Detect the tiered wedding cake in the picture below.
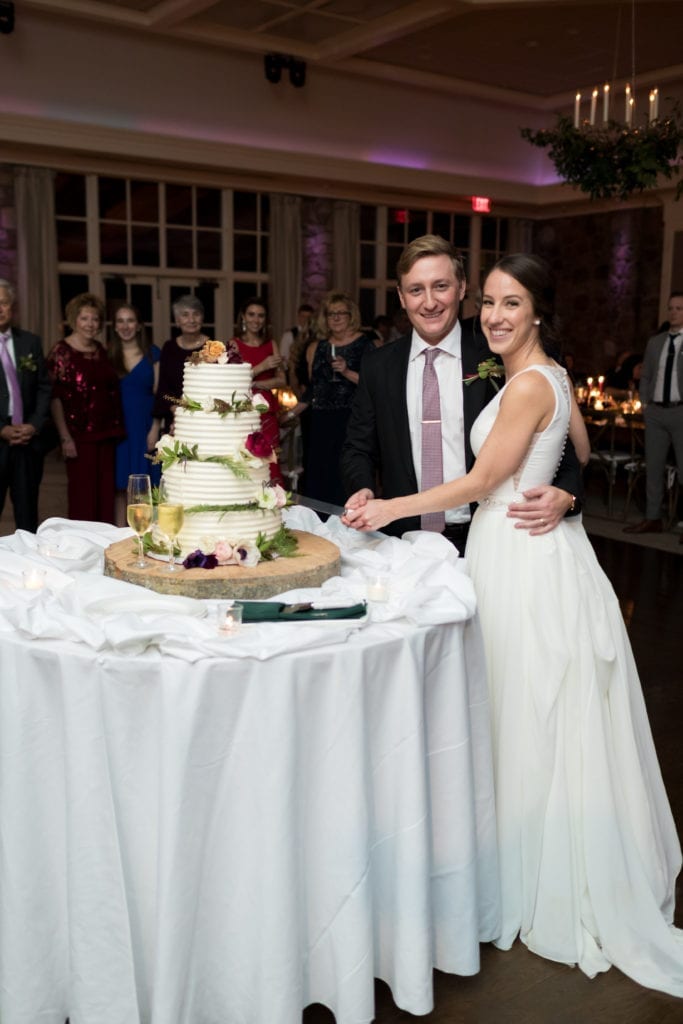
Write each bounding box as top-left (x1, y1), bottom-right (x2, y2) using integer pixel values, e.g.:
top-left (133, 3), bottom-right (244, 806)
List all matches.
top-left (155, 341), bottom-right (289, 563)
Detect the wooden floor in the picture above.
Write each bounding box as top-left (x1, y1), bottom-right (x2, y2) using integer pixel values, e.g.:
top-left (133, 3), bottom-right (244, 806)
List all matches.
top-left (3, 459), bottom-right (683, 1022)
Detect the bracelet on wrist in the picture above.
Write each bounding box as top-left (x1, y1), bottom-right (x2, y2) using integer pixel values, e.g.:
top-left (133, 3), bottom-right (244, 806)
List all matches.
top-left (568, 494), bottom-right (577, 513)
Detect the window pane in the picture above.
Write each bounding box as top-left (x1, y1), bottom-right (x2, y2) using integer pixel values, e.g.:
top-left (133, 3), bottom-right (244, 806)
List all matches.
top-left (130, 284), bottom-right (154, 325)
top-left (103, 278), bottom-right (127, 322)
top-left (481, 217), bottom-right (497, 250)
top-left (57, 220), bottom-right (88, 263)
top-left (58, 274), bottom-right (89, 320)
top-left (498, 218), bottom-right (509, 250)
top-left (407, 209), bottom-right (427, 239)
top-left (55, 173), bottom-right (86, 217)
top-left (387, 244), bottom-right (403, 280)
top-left (260, 234), bottom-right (268, 273)
top-left (234, 192), bottom-right (257, 231)
top-left (387, 209), bottom-right (408, 244)
top-left (432, 212), bottom-right (451, 239)
top-left (234, 233), bottom-right (257, 272)
top-left (166, 228), bottom-right (193, 267)
top-left (260, 194), bottom-right (270, 232)
top-left (360, 205), bottom-right (376, 241)
top-left (360, 243), bottom-right (375, 279)
top-left (454, 215), bottom-right (471, 249)
top-left (100, 222), bottom-right (128, 264)
top-left (166, 184), bottom-right (193, 225)
top-left (196, 187), bottom-right (221, 228)
top-left (99, 177), bottom-right (127, 221)
top-left (197, 230), bottom-right (221, 270)
top-left (358, 288), bottom-right (375, 328)
top-left (195, 283), bottom-right (216, 328)
top-left (132, 225), bottom-right (160, 267)
top-left (130, 180), bottom-right (159, 222)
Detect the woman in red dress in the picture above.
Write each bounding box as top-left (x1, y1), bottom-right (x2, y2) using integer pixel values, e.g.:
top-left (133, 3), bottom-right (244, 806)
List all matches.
top-left (48, 293), bottom-right (125, 523)
top-left (231, 297), bottom-right (285, 485)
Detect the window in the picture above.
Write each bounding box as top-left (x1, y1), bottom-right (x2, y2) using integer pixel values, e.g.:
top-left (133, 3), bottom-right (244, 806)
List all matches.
top-left (55, 174), bottom-right (269, 340)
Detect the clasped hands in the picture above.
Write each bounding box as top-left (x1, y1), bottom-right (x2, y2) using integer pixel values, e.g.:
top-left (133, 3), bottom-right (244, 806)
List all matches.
top-left (1, 423), bottom-right (36, 446)
top-left (342, 485), bottom-right (573, 535)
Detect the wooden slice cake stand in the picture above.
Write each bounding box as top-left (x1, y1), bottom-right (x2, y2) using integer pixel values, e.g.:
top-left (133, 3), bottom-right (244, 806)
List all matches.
top-left (104, 530), bottom-right (340, 600)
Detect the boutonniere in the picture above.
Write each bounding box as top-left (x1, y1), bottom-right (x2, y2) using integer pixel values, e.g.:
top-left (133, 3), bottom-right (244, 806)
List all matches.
top-left (18, 354), bottom-right (38, 373)
top-left (464, 357), bottom-right (505, 391)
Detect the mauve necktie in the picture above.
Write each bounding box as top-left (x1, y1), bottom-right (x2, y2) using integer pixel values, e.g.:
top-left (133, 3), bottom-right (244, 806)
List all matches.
top-left (421, 347), bottom-right (446, 532)
top-left (0, 330), bottom-right (23, 425)
top-left (662, 333), bottom-right (678, 404)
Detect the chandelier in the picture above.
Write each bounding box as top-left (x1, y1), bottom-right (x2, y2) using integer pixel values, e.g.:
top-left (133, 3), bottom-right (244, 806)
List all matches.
top-left (520, 2), bottom-right (683, 202)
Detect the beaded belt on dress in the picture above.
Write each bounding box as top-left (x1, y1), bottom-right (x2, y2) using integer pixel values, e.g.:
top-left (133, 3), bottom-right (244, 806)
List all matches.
top-left (479, 494), bottom-right (524, 510)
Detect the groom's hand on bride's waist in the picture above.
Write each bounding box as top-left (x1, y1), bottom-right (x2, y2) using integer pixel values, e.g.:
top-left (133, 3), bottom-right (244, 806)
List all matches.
top-left (507, 486), bottom-right (574, 535)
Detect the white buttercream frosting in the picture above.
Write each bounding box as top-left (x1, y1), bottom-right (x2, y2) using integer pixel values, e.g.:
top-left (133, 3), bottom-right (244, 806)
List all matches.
top-left (162, 361), bottom-right (282, 555)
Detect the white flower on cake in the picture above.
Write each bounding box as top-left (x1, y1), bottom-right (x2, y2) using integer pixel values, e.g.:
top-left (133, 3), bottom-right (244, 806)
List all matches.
top-left (201, 395), bottom-right (216, 411)
top-left (257, 487), bottom-right (277, 511)
top-left (251, 393), bottom-right (270, 412)
top-left (214, 539), bottom-right (260, 567)
top-left (157, 433), bottom-right (174, 452)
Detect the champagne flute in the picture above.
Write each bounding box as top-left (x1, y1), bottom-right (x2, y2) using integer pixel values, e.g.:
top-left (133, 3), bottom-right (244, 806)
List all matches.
top-left (127, 474), bottom-right (153, 569)
top-left (157, 477), bottom-right (185, 573)
top-left (329, 342), bottom-right (340, 382)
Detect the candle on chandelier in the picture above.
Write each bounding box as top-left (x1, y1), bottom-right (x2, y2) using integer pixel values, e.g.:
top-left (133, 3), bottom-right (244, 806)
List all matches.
top-left (603, 83), bottom-right (610, 123)
top-left (590, 88), bottom-right (598, 125)
top-left (574, 92), bottom-right (581, 128)
top-left (598, 375), bottom-right (605, 394)
top-left (625, 84), bottom-right (631, 122)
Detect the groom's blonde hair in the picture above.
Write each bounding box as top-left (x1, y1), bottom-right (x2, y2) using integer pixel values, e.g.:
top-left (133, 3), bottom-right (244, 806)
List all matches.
top-left (396, 235), bottom-right (466, 287)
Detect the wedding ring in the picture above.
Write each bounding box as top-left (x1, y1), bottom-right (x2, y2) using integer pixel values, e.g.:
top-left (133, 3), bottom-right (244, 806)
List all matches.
top-left (540, 519), bottom-right (546, 527)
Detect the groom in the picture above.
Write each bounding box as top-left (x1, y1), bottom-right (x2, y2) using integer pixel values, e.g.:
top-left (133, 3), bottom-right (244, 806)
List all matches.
top-left (341, 235), bottom-right (582, 544)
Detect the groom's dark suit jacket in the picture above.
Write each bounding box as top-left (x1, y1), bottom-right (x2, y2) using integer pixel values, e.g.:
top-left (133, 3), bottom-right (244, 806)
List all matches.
top-left (0, 326), bottom-right (52, 530)
top-left (341, 317), bottom-right (583, 537)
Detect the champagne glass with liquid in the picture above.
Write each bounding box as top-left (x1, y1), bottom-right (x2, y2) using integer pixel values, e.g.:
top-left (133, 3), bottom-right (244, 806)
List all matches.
top-left (127, 474), bottom-right (153, 569)
top-left (157, 477), bottom-right (185, 573)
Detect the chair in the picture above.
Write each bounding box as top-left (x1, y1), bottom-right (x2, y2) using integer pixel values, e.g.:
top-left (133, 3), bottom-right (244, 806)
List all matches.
top-left (586, 409), bottom-right (632, 517)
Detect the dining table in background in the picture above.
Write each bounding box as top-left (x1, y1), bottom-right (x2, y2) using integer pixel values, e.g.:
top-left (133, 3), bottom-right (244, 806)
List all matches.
top-left (0, 509), bottom-right (500, 1024)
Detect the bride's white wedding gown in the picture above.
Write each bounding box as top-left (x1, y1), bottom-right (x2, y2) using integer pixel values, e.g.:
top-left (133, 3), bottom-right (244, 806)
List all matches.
top-left (466, 363), bottom-right (683, 996)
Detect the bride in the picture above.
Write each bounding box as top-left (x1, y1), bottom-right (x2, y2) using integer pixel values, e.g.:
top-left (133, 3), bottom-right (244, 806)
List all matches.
top-left (343, 253), bottom-right (683, 996)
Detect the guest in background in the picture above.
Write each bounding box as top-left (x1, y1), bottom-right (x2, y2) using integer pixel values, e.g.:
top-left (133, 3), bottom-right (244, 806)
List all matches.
top-left (0, 278), bottom-right (52, 532)
top-left (303, 291), bottom-right (372, 507)
top-left (108, 303), bottom-right (161, 526)
top-left (47, 293), bottom-right (124, 523)
top-left (624, 292), bottom-right (683, 540)
top-left (153, 295), bottom-right (209, 435)
top-left (371, 315), bottom-right (393, 347)
top-left (279, 303), bottom-right (315, 381)
top-left (232, 296), bottom-right (285, 485)
top-left (605, 349), bottom-right (634, 390)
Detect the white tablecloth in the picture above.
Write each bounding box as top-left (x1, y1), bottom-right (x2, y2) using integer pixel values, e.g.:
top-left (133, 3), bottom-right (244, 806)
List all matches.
top-left (0, 513), bottom-right (500, 1024)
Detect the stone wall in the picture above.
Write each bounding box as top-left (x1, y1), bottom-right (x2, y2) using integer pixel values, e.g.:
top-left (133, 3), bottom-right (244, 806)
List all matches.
top-left (301, 198), bottom-right (333, 312)
top-left (0, 167), bottom-right (17, 286)
top-left (533, 206), bottom-right (663, 376)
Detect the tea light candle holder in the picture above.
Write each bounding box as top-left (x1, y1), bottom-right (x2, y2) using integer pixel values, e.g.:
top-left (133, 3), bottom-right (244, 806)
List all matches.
top-left (23, 568), bottom-right (47, 590)
top-left (217, 602), bottom-right (243, 635)
top-left (366, 574), bottom-right (389, 602)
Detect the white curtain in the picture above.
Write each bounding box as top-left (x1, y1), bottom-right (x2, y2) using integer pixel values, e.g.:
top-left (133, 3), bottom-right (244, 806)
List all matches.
top-left (269, 194), bottom-right (302, 341)
top-left (332, 200), bottom-right (360, 299)
top-left (14, 165), bottom-right (61, 351)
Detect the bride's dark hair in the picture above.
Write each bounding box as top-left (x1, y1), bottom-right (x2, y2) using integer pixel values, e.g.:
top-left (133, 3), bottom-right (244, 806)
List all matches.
top-left (488, 254), bottom-right (560, 354)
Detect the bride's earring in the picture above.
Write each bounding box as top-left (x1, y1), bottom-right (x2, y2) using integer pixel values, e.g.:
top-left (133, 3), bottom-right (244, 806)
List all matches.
top-left (533, 319), bottom-right (541, 325)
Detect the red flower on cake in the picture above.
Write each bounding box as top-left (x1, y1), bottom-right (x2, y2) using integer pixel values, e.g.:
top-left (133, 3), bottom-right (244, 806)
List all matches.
top-left (245, 431), bottom-right (274, 460)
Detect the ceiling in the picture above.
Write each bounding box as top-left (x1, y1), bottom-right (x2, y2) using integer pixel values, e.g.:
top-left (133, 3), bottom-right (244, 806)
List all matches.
top-left (22, 0), bottom-right (683, 111)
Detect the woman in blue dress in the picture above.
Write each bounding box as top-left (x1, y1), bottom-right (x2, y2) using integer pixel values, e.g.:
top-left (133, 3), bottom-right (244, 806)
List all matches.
top-left (108, 303), bottom-right (161, 526)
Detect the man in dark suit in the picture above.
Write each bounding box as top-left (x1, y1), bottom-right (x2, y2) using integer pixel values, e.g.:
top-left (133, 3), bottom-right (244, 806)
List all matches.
top-left (0, 279), bottom-right (52, 532)
top-left (624, 291), bottom-right (683, 542)
top-left (341, 235), bottom-right (581, 545)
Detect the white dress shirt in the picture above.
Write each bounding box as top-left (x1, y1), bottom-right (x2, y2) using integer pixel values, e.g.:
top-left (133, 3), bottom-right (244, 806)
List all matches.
top-left (406, 322), bottom-right (470, 524)
top-left (654, 330), bottom-right (682, 402)
top-left (0, 328), bottom-right (18, 419)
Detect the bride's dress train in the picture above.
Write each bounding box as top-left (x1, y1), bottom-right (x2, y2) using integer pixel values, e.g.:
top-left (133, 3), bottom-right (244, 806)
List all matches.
top-left (466, 364), bottom-right (683, 996)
